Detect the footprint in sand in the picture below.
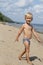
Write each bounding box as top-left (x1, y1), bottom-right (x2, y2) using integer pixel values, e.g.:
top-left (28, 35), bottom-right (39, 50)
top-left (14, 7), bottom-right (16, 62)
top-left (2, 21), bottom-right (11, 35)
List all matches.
top-left (8, 30), bottom-right (12, 31)
top-left (0, 40), bottom-right (5, 42)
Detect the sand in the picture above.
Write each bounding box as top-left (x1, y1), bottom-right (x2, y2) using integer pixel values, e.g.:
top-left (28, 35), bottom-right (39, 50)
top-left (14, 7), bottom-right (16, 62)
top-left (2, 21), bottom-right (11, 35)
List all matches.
top-left (0, 23), bottom-right (43, 65)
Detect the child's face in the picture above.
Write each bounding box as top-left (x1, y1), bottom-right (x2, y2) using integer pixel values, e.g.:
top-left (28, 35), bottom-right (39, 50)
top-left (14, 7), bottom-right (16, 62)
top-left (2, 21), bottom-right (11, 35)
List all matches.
top-left (25, 14), bottom-right (33, 24)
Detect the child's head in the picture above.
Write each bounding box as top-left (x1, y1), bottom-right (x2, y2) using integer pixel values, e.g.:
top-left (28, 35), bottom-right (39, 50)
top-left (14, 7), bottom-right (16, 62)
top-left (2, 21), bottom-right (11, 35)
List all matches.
top-left (25, 12), bottom-right (33, 24)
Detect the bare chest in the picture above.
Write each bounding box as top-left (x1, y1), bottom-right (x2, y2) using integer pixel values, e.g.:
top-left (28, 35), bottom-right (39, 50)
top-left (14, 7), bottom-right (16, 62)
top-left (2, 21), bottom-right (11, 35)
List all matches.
top-left (24, 25), bottom-right (32, 31)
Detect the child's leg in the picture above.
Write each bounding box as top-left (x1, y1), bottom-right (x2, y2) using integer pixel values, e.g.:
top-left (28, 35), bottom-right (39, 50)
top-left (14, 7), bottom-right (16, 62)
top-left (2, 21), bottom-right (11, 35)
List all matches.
top-left (24, 41), bottom-right (30, 61)
top-left (24, 41), bottom-right (32, 64)
top-left (19, 48), bottom-right (26, 60)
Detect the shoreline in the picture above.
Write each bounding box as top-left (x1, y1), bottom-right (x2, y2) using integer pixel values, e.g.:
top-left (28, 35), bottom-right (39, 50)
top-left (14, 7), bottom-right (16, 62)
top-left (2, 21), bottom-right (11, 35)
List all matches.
top-left (0, 21), bottom-right (43, 34)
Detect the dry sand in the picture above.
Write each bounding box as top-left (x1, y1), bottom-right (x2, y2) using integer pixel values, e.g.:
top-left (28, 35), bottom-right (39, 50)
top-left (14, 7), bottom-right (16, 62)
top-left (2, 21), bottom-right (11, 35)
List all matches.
top-left (0, 23), bottom-right (43, 65)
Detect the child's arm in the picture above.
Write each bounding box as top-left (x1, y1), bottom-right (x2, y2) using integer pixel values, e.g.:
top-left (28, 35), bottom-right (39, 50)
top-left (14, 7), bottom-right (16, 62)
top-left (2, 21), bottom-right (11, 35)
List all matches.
top-left (32, 28), bottom-right (42, 43)
top-left (15, 25), bottom-right (24, 41)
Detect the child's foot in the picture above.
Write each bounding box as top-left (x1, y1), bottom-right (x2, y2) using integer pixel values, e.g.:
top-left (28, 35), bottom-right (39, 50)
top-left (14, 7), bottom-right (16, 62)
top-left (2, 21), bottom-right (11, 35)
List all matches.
top-left (27, 60), bottom-right (33, 65)
top-left (18, 56), bottom-right (22, 60)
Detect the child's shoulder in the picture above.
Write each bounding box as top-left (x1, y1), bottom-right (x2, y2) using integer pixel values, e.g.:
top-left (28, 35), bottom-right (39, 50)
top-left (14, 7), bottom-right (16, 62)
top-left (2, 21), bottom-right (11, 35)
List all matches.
top-left (21, 23), bottom-right (26, 28)
top-left (20, 24), bottom-right (25, 28)
top-left (22, 23), bottom-right (25, 27)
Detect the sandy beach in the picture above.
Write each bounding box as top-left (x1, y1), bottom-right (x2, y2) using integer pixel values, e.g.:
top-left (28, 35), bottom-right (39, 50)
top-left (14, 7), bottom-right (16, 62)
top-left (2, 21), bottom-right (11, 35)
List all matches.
top-left (0, 23), bottom-right (43, 65)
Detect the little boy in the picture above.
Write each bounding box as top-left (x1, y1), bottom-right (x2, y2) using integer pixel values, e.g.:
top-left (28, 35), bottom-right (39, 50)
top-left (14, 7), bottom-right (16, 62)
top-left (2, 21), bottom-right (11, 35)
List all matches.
top-left (15, 12), bottom-right (43, 65)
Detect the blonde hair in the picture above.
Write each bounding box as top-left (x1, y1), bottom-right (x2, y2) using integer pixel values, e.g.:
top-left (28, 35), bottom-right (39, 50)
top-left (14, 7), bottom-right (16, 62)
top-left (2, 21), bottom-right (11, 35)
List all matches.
top-left (25, 12), bottom-right (33, 21)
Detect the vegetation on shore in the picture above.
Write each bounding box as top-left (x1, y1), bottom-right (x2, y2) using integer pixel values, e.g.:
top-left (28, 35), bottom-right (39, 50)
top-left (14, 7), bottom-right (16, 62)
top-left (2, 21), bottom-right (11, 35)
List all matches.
top-left (0, 12), bottom-right (14, 23)
top-left (0, 12), bottom-right (24, 24)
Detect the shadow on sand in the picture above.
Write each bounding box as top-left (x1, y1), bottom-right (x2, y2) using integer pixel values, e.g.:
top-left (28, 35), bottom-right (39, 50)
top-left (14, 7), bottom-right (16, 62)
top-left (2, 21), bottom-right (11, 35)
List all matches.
top-left (22, 56), bottom-right (42, 62)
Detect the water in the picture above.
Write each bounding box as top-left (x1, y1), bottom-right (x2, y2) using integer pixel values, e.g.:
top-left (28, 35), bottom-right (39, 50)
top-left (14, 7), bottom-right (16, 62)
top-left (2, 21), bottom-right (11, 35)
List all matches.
top-left (32, 24), bottom-right (43, 33)
top-left (6, 22), bottom-right (43, 33)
